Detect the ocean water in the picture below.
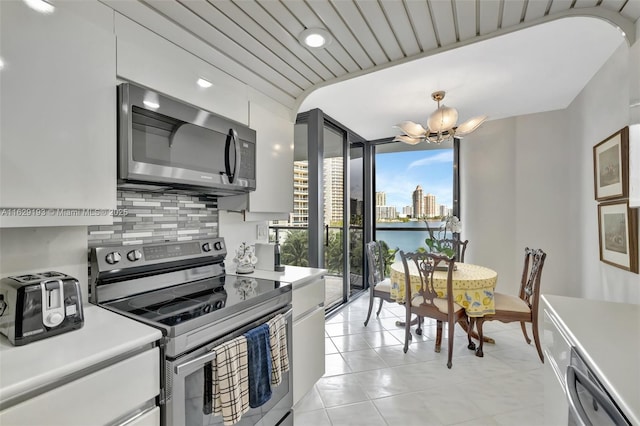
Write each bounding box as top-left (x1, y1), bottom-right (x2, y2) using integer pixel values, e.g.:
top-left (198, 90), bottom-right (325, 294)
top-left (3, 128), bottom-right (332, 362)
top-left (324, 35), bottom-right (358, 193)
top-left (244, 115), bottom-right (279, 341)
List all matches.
top-left (375, 221), bottom-right (449, 260)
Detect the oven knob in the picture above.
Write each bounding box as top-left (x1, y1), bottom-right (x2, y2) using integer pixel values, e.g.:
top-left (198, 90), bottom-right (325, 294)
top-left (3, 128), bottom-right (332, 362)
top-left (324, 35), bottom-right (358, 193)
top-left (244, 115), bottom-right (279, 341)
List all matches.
top-left (127, 249), bottom-right (142, 262)
top-left (202, 243), bottom-right (212, 252)
top-left (213, 241), bottom-right (223, 251)
top-left (105, 252), bottom-right (122, 265)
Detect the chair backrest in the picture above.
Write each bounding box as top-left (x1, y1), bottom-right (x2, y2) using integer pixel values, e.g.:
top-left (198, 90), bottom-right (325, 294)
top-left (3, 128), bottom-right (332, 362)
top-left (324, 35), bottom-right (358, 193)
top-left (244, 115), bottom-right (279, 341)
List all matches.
top-left (437, 238), bottom-right (469, 262)
top-left (400, 250), bottom-right (456, 307)
top-left (519, 247), bottom-right (547, 310)
top-left (365, 241), bottom-right (386, 288)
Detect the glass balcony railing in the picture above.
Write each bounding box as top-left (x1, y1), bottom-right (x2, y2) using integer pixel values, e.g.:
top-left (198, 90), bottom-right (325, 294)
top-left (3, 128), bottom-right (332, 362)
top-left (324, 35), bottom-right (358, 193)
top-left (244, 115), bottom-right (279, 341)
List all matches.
top-left (269, 225), bottom-right (365, 310)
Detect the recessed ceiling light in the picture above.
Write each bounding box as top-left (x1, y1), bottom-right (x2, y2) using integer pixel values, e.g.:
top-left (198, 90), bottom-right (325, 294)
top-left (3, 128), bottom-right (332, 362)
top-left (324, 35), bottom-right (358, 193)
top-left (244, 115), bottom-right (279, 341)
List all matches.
top-left (143, 100), bottom-right (160, 109)
top-left (299, 28), bottom-right (332, 49)
top-left (23, 0), bottom-right (55, 14)
top-left (197, 78), bottom-right (212, 88)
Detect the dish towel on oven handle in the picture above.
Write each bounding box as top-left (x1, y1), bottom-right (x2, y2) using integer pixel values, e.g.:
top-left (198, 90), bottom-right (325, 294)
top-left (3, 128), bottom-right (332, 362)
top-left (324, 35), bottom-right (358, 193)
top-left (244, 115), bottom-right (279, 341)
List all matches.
top-left (267, 314), bottom-right (289, 386)
top-left (211, 335), bottom-right (250, 426)
top-left (243, 323), bottom-right (273, 408)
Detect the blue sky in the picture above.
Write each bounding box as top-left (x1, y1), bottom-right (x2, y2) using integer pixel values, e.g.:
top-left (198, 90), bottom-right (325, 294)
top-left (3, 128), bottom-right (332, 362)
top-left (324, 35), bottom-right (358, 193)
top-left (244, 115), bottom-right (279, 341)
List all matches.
top-left (375, 149), bottom-right (453, 211)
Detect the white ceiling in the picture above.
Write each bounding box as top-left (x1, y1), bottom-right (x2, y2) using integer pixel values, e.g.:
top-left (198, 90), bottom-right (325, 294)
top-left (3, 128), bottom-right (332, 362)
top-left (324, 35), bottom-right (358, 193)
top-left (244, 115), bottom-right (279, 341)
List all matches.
top-left (299, 16), bottom-right (628, 140)
top-left (103, 0), bottom-right (640, 140)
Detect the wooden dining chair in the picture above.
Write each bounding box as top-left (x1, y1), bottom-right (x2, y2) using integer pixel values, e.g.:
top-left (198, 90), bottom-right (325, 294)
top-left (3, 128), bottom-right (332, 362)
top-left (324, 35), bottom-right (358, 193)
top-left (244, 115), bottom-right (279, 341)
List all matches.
top-left (363, 241), bottom-right (394, 327)
top-left (473, 247), bottom-right (547, 362)
top-left (437, 238), bottom-right (469, 262)
top-left (400, 250), bottom-right (473, 369)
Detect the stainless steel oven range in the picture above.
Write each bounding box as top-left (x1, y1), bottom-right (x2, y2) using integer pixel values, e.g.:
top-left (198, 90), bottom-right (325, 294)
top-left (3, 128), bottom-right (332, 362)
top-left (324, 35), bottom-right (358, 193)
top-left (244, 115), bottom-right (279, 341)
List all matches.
top-left (90, 238), bottom-right (293, 426)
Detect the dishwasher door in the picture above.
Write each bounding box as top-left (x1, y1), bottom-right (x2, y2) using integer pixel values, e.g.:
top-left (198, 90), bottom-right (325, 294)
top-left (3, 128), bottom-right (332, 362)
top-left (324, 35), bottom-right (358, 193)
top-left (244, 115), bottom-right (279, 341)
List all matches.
top-left (566, 348), bottom-right (630, 426)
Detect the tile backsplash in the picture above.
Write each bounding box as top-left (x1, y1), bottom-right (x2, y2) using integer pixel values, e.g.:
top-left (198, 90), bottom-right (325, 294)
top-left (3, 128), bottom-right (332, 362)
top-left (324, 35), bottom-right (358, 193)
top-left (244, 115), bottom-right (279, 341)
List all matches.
top-left (87, 191), bottom-right (218, 247)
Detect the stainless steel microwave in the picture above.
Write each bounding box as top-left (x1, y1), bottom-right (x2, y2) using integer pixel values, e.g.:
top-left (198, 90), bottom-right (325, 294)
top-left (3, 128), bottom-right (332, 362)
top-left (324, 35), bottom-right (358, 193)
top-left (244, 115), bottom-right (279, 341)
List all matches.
top-left (117, 83), bottom-right (256, 196)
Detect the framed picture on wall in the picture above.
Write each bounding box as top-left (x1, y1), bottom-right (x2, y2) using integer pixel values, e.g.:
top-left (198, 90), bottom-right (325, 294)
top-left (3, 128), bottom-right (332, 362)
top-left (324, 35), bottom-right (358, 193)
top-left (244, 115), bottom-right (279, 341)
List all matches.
top-left (598, 200), bottom-right (638, 273)
top-left (593, 126), bottom-right (629, 201)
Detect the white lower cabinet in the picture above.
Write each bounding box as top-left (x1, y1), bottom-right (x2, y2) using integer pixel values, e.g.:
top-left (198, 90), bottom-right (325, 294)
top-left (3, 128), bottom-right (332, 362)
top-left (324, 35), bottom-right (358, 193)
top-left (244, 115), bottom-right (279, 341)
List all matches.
top-left (543, 306), bottom-right (571, 426)
top-left (126, 407), bottom-right (161, 426)
top-left (292, 277), bottom-right (325, 406)
top-left (0, 348), bottom-right (160, 426)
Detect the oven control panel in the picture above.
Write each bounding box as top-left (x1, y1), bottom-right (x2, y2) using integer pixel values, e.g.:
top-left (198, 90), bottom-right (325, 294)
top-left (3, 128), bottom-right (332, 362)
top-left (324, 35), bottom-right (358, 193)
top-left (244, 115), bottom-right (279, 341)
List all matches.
top-left (92, 238), bottom-right (227, 271)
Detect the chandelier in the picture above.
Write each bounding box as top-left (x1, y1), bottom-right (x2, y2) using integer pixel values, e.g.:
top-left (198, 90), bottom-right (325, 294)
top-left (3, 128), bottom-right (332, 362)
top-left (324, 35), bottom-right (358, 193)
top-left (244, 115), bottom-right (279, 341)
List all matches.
top-left (393, 91), bottom-right (487, 145)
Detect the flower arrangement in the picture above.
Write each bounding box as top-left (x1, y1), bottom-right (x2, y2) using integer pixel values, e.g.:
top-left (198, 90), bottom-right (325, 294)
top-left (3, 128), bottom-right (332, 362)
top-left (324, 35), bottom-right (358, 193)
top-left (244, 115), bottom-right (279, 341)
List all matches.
top-left (424, 215), bottom-right (462, 258)
top-left (234, 242), bottom-right (258, 274)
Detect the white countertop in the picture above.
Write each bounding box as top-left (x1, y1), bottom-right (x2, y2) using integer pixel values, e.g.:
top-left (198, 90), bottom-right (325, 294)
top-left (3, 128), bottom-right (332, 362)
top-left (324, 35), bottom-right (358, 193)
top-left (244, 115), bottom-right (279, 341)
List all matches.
top-left (230, 265), bottom-right (327, 287)
top-left (0, 305), bottom-right (162, 406)
top-left (542, 294), bottom-right (639, 424)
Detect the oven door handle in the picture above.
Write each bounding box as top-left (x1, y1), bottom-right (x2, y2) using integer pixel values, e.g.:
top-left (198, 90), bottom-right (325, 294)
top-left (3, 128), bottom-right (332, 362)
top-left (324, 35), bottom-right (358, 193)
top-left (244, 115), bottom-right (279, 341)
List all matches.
top-left (565, 365), bottom-right (628, 426)
top-left (175, 307), bottom-right (293, 378)
top-left (175, 350), bottom-right (218, 378)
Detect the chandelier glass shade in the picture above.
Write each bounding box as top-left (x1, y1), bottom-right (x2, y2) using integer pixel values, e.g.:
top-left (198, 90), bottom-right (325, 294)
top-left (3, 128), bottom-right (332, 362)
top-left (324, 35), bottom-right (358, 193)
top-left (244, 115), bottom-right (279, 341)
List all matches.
top-left (393, 91), bottom-right (487, 144)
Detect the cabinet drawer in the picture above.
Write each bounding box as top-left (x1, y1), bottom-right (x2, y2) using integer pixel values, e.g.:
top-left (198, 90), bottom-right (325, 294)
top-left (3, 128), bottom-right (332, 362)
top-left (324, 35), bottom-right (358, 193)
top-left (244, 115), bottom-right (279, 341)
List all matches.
top-left (0, 348), bottom-right (160, 426)
top-left (292, 278), bottom-right (324, 320)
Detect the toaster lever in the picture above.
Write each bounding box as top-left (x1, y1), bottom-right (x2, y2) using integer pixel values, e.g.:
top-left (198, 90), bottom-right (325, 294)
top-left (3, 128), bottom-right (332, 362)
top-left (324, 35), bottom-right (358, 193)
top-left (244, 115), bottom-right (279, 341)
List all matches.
top-left (41, 279), bottom-right (65, 327)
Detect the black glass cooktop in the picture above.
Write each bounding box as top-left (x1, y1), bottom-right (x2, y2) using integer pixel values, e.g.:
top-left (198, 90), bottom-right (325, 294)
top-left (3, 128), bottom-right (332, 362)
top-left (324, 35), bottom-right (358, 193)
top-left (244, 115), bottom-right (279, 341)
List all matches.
top-left (104, 275), bottom-right (286, 327)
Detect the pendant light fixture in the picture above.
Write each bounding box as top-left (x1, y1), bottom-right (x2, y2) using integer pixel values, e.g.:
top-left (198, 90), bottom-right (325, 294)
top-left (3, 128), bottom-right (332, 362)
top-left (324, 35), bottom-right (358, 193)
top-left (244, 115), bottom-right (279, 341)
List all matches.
top-left (393, 91), bottom-right (487, 145)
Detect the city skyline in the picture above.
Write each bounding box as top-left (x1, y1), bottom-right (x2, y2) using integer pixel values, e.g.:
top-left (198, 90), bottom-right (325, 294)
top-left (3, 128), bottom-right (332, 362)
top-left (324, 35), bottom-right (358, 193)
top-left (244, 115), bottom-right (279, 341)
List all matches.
top-left (375, 149), bottom-right (454, 212)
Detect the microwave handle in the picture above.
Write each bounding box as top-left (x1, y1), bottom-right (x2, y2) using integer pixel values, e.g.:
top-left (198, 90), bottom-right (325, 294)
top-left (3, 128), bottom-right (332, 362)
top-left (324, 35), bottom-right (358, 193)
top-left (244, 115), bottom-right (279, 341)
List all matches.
top-left (224, 129), bottom-right (241, 184)
top-left (565, 365), bottom-right (628, 426)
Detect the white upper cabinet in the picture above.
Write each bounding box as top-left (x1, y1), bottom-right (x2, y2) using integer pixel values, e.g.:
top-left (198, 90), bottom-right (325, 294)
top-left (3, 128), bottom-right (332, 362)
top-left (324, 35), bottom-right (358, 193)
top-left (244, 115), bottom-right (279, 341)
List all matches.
top-left (219, 91), bottom-right (294, 218)
top-left (0, 1), bottom-right (116, 227)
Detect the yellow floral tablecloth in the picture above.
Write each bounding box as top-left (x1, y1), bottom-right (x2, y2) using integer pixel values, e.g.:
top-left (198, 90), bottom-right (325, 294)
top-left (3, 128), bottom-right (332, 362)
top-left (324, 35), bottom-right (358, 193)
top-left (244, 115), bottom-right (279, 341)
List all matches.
top-left (389, 261), bottom-right (498, 317)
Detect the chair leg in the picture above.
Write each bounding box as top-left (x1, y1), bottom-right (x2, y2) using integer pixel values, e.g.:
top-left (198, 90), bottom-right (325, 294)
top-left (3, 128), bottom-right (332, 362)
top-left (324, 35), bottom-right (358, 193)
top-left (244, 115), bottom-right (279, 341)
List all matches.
top-left (475, 318), bottom-right (485, 357)
top-left (363, 291), bottom-right (375, 327)
top-left (376, 297), bottom-right (384, 317)
top-left (435, 320), bottom-right (442, 353)
top-left (532, 321), bottom-right (544, 363)
top-left (467, 317), bottom-right (476, 350)
top-left (520, 321), bottom-right (531, 344)
top-left (447, 317), bottom-right (454, 369)
top-left (403, 307), bottom-right (412, 353)
top-left (416, 316), bottom-right (423, 335)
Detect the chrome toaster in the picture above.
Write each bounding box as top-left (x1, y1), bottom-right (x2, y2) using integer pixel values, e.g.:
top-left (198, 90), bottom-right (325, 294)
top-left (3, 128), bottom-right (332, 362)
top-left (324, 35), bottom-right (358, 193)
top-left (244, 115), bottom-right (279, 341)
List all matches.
top-left (0, 271), bottom-right (84, 345)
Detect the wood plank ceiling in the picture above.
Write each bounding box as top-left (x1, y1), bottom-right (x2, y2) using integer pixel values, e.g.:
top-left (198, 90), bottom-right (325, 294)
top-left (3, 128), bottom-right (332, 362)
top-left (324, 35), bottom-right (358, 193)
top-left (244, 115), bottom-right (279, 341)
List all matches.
top-left (103, 0), bottom-right (640, 110)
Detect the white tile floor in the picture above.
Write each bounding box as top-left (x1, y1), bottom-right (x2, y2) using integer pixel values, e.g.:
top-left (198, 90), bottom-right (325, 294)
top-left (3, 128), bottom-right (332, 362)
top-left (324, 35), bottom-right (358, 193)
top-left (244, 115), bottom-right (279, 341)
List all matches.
top-left (293, 292), bottom-right (544, 426)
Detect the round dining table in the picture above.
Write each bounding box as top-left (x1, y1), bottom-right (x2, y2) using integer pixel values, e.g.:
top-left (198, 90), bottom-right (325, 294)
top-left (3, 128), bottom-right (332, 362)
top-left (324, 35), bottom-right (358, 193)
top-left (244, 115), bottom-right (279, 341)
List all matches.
top-left (389, 260), bottom-right (499, 344)
top-left (389, 261), bottom-right (498, 317)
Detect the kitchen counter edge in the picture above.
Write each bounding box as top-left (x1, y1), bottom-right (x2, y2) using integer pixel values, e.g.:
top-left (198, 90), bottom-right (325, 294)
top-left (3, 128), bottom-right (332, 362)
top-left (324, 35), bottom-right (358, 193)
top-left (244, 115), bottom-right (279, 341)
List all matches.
top-left (229, 265), bottom-right (327, 287)
top-left (0, 304), bottom-right (162, 406)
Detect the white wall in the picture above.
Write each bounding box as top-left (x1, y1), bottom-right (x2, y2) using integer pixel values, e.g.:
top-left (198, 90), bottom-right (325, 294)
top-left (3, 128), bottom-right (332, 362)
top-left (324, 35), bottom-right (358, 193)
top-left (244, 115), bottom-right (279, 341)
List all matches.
top-left (568, 40), bottom-right (640, 303)
top-left (460, 119), bottom-right (518, 295)
top-left (0, 227), bottom-right (90, 302)
top-left (462, 34), bottom-right (640, 303)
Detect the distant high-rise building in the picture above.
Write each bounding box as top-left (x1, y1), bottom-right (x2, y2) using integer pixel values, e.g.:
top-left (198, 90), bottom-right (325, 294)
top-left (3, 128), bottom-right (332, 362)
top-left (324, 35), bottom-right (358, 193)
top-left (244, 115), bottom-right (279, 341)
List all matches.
top-left (403, 206), bottom-right (413, 216)
top-left (376, 206), bottom-right (397, 220)
top-left (323, 157), bottom-right (343, 225)
top-left (439, 204), bottom-right (449, 217)
top-left (290, 161), bottom-right (309, 226)
top-left (375, 191), bottom-right (386, 207)
top-left (412, 185), bottom-right (425, 218)
top-left (425, 193), bottom-right (437, 218)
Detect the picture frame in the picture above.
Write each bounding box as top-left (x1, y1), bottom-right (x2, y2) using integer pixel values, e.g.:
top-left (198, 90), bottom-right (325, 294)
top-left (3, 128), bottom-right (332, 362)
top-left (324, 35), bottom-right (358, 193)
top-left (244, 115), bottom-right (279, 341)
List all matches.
top-left (593, 127), bottom-right (629, 201)
top-left (598, 200), bottom-right (638, 273)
